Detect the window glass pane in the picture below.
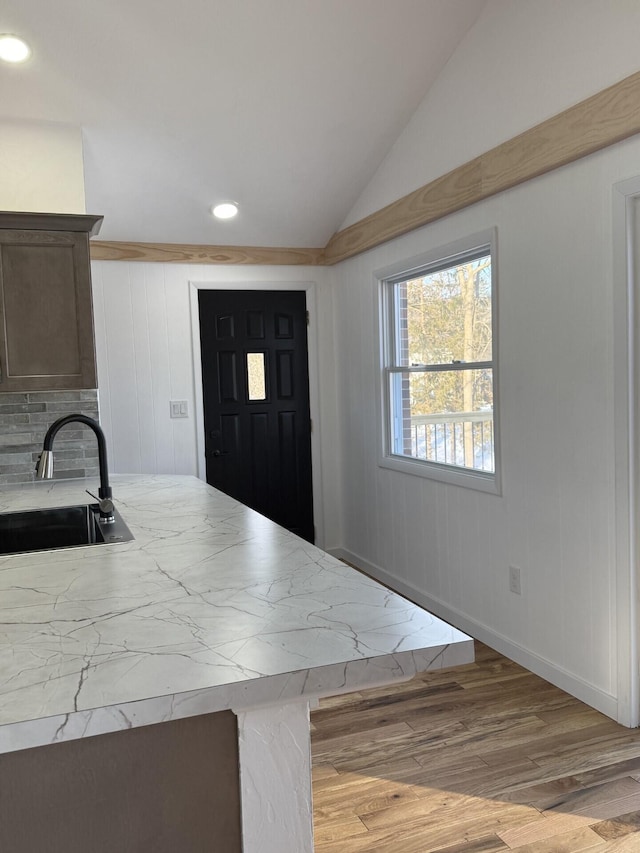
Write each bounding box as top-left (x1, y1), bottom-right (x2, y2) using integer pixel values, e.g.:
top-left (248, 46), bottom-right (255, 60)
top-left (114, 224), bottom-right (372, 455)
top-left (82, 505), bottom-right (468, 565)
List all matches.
top-left (389, 369), bottom-right (494, 472)
top-left (394, 254), bottom-right (492, 367)
top-left (246, 352), bottom-right (266, 401)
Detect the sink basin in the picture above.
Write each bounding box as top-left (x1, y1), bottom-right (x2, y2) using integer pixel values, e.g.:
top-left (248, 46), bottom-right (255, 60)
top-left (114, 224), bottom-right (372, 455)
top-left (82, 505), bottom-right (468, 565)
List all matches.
top-left (0, 503), bottom-right (134, 556)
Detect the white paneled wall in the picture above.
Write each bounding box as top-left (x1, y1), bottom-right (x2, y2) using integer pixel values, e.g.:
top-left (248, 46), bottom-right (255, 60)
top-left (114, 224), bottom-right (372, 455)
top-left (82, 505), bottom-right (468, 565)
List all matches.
top-left (91, 262), bottom-right (340, 548)
top-left (332, 136), bottom-right (640, 722)
top-left (92, 263), bottom-right (197, 476)
top-left (332, 0), bottom-right (640, 718)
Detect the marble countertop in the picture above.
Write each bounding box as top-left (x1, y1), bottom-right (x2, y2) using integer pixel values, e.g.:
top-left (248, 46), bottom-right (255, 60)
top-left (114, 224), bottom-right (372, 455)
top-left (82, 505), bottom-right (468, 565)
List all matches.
top-left (0, 475), bottom-right (473, 753)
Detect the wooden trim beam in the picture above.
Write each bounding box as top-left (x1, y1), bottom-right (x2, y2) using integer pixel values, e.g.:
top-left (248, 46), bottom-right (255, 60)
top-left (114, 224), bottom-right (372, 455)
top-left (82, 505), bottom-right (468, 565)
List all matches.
top-left (90, 240), bottom-right (325, 266)
top-left (90, 70), bottom-right (640, 267)
top-left (323, 70), bottom-right (640, 264)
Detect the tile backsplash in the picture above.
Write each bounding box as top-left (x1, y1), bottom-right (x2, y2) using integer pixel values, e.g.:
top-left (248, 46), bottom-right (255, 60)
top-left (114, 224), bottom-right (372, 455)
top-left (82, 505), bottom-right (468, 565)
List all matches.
top-left (0, 390), bottom-right (100, 486)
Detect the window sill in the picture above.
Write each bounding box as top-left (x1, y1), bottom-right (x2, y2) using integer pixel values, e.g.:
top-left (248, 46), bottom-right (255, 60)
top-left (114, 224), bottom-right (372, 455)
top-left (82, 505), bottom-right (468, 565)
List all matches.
top-left (379, 453), bottom-right (502, 495)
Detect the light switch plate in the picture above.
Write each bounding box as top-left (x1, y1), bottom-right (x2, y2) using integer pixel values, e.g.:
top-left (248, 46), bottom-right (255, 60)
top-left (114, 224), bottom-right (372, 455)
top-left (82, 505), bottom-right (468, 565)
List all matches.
top-left (170, 400), bottom-right (189, 418)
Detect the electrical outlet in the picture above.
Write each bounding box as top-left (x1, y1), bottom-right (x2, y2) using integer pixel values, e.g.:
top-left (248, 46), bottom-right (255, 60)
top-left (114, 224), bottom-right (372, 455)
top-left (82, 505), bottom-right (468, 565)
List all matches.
top-left (509, 565), bottom-right (522, 595)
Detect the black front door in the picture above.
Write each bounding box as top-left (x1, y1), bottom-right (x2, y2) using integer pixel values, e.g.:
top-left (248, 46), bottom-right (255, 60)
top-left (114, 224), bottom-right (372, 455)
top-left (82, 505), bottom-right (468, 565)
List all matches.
top-left (198, 290), bottom-right (314, 542)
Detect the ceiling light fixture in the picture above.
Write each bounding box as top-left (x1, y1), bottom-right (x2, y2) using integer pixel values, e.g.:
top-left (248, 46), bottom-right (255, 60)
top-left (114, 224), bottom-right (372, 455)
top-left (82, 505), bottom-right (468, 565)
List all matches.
top-left (0, 34), bottom-right (31, 63)
top-left (212, 202), bottom-right (239, 220)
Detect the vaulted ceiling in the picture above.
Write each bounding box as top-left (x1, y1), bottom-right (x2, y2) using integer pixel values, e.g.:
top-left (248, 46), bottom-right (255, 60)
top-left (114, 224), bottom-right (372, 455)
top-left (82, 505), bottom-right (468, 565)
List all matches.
top-left (1, 0), bottom-right (487, 246)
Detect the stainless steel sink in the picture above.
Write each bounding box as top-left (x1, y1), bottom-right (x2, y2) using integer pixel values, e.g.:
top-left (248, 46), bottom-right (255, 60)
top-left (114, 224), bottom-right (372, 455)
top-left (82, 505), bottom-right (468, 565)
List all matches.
top-left (0, 503), bottom-right (134, 556)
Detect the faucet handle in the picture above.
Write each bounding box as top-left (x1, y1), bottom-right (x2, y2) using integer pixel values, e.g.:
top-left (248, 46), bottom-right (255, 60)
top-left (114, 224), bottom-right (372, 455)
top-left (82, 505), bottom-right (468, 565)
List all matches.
top-left (86, 489), bottom-right (115, 521)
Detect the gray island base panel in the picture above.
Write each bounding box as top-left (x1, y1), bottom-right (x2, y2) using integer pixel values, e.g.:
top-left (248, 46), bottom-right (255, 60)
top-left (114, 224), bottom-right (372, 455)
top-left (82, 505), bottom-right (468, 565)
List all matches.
top-left (0, 474), bottom-right (474, 852)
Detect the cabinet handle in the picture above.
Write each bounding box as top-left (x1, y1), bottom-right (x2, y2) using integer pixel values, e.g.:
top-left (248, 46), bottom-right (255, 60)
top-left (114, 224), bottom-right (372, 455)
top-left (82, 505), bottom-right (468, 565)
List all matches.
top-left (0, 356), bottom-right (3, 382)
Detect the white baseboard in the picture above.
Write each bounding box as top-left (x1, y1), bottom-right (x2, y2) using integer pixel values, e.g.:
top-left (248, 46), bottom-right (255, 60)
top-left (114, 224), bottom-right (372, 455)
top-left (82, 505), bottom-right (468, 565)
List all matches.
top-left (329, 547), bottom-right (619, 723)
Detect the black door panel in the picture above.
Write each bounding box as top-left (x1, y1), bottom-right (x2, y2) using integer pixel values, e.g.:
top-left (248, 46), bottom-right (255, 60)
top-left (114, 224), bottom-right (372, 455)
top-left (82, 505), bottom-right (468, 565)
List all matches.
top-left (199, 290), bottom-right (314, 542)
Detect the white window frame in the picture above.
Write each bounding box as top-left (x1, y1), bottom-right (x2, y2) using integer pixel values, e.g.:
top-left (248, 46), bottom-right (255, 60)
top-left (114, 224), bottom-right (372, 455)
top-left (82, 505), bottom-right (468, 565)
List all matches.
top-left (376, 228), bottom-right (501, 495)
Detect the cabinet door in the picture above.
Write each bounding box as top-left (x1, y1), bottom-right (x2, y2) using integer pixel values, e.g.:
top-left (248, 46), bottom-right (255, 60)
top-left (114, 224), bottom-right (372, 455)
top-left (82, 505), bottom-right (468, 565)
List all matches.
top-left (0, 229), bottom-right (97, 391)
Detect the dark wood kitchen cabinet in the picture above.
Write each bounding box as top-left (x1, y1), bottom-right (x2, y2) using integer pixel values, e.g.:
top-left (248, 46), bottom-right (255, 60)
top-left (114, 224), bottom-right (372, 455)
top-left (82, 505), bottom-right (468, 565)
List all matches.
top-left (0, 211), bottom-right (103, 392)
top-left (0, 710), bottom-right (242, 853)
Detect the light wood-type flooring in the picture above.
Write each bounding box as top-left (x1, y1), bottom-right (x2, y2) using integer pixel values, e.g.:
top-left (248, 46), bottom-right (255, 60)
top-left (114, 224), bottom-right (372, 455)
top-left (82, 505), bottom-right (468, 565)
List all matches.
top-left (311, 641), bottom-right (640, 853)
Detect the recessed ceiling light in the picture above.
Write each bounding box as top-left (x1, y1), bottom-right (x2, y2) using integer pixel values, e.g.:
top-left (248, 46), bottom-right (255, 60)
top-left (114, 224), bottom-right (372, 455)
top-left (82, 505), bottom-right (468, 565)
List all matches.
top-left (0, 34), bottom-right (31, 63)
top-left (212, 202), bottom-right (239, 220)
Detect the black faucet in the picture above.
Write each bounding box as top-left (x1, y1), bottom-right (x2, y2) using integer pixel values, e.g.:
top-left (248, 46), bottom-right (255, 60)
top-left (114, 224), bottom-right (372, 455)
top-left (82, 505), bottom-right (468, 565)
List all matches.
top-left (36, 414), bottom-right (114, 521)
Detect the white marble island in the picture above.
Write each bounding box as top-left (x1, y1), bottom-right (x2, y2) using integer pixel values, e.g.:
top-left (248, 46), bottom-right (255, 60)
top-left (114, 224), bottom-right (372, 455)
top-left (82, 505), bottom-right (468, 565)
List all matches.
top-left (0, 474), bottom-right (473, 852)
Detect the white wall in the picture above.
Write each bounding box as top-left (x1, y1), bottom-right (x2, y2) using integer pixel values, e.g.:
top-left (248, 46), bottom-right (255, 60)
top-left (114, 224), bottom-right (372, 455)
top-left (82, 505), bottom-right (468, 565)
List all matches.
top-left (342, 0), bottom-right (640, 228)
top-left (332, 132), bottom-right (640, 722)
top-left (90, 261), bottom-right (342, 550)
top-left (327, 0), bottom-right (640, 726)
top-left (0, 119), bottom-right (85, 213)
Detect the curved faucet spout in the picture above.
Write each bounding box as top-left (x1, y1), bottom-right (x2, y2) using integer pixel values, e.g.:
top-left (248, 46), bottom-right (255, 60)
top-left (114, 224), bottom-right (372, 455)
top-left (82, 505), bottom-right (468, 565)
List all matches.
top-left (36, 415), bottom-right (113, 518)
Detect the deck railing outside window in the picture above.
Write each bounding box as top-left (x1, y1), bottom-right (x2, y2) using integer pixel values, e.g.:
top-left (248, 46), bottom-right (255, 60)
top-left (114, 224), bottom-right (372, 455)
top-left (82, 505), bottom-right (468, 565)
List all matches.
top-left (409, 411), bottom-right (494, 472)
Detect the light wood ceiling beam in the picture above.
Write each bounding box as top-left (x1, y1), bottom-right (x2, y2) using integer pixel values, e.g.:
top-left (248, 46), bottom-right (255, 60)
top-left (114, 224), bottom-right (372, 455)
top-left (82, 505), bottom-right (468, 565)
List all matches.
top-left (90, 240), bottom-right (325, 266)
top-left (91, 70), bottom-right (640, 267)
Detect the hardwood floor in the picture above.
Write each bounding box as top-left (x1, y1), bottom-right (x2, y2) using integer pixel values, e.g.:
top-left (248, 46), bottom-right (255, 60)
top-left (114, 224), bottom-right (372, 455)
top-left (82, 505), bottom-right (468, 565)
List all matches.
top-left (311, 642), bottom-right (640, 852)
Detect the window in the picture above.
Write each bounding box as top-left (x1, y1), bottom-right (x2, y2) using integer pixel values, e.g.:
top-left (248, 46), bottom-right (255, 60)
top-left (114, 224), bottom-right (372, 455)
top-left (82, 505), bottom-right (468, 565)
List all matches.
top-left (379, 231), bottom-right (499, 492)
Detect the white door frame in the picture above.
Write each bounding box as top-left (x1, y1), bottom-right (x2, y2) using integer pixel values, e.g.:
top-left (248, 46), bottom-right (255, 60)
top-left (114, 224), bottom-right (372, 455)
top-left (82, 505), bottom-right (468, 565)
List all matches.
top-left (189, 280), bottom-right (325, 548)
top-left (613, 176), bottom-right (640, 727)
